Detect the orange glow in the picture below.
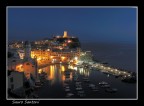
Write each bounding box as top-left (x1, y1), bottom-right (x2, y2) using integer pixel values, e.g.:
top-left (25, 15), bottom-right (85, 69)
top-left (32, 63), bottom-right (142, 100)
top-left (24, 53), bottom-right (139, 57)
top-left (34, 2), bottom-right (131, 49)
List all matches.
top-left (31, 54), bottom-right (35, 58)
top-left (47, 49), bottom-right (50, 51)
top-left (70, 72), bottom-right (72, 80)
top-left (62, 75), bottom-right (65, 81)
top-left (61, 56), bottom-right (65, 60)
top-left (37, 58), bottom-right (41, 61)
top-left (16, 64), bottom-right (24, 72)
top-left (38, 69), bottom-right (42, 74)
top-left (49, 65), bottom-right (54, 80)
top-left (61, 65), bottom-right (65, 72)
top-left (68, 40), bottom-right (71, 43)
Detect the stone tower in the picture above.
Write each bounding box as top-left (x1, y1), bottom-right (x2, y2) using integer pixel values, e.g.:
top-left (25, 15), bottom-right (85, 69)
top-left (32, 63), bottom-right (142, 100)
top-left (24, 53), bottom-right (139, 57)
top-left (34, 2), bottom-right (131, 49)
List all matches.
top-left (63, 31), bottom-right (68, 38)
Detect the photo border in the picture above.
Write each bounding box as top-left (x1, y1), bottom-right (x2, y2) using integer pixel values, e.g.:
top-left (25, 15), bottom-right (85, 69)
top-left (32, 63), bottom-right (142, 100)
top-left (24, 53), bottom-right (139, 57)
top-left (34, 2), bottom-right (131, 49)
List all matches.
top-left (6, 6), bottom-right (138, 100)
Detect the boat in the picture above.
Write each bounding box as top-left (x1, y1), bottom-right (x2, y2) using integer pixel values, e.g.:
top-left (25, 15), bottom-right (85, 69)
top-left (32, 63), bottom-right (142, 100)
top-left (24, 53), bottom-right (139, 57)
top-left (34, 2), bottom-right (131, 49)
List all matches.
top-left (99, 81), bottom-right (108, 85)
top-left (83, 78), bottom-right (90, 83)
top-left (91, 86), bottom-right (99, 91)
top-left (88, 84), bottom-right (95, 87)
top-left (76, 87), bottom-right (83, 90)
top-left (66, 93), bottom-right (74, 97)
top-left (75, 81), bottom-right (82, 84)
top-left (83, 77), bottom-right (89, 80)
top-left (65, 86), bottom-right (70, 89)
top-left (77, 93), bottom-right (86, 97)
top-left (77, 90), bottom-right (85, 94)
top-left (105, 88), bottom-right (117, 93)
top-left (100, 84), bottom-right (110, 88)
top-left (65, 88), bottom-right (70, 92)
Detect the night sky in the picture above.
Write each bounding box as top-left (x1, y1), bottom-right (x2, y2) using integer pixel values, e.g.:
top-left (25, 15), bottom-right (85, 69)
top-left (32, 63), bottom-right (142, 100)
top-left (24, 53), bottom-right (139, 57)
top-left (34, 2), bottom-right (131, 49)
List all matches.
top-left (8, 7), bottom-right (137, 44)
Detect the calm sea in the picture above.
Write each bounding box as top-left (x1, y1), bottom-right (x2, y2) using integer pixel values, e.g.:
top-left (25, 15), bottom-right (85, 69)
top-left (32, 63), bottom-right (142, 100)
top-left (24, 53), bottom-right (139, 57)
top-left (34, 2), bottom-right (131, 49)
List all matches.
top-left (81, 42), bottom-right (136, 72)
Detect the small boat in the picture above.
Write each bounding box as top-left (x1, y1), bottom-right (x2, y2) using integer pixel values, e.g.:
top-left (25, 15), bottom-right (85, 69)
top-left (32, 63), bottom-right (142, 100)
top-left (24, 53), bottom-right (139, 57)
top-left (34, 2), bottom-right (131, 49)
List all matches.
top-left (77, 93), bottom-right (86, 97)
top-left (66, 93), bottom-right (74, 97)
top-left (88, 84), bottom-right (95, 87)
top-left (99, 81), bottom-right (108, 85)
top-left (63, 83), bottom-right (69, 86)
top-left (91, 87), bottom-right (99, 91)
top-left (75, 81), bottom-right (82, 84)
top-left (35, 80), bottom-right (42, 87)
top-left (65, 86), bottom-right (70, 89)
top-left (75, 84), bottom-right (82, 88)
top-left (77, 90), bottom-right (85, 94)
top-left (76, 87), bottom-right (83, 90)
top-left (65, 88), bottom-right (70, 92)
top-left (100, 84), bottom-right (110, 88)
top-left (105, 88), bottom-right (117, 93)
top-left (83, 77), bottom-right (89, 80)
top-left (83, 78), bottom-right (90, 83)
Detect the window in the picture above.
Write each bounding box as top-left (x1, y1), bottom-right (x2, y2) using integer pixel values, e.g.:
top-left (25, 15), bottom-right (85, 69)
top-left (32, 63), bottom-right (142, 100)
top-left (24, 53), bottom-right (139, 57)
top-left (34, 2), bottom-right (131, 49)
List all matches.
top-left (10, 77), bottom-right (13, 82)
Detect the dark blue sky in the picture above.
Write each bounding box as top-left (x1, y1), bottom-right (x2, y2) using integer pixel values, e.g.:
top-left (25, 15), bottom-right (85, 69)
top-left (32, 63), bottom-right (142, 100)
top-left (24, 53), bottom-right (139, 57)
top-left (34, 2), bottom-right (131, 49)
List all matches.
top-left (8, 7), bottom-right (137, 44)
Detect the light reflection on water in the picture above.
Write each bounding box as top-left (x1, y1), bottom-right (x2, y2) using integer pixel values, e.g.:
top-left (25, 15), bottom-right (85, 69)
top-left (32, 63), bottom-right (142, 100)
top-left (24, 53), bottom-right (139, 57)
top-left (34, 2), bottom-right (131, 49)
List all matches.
top-left (39, 64), bottom-right (78, 83)
top-left (37, 64), bottom-right (136, 98)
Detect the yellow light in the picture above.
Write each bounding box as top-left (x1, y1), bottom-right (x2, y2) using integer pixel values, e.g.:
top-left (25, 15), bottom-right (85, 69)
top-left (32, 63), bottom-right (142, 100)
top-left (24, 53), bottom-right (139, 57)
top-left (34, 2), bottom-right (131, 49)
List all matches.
top-left (19, 64), bottom-right (23, 67)
top-left (49, 65), bottom-right (54, 80)
top-left (59, 47), bottom-right (63, 50)
top-left (61, 56), bottom-right (65, 60)
top-left (50, 56), bottom-right (53, 59)
top-left (73, 67), bottom-right (77, 71)
top-left (74, 57), bottom-right (78, 60)
top-left (37, 58), bottom-right (41, 61)
top-left (38, 69), bottom-right (42, 74)
top-left (61, 65), bottom-right (65, 72)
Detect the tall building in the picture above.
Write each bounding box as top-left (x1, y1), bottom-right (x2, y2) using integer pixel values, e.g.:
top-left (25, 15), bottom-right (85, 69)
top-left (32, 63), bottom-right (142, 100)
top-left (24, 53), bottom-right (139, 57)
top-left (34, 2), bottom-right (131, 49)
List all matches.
top-left (23, 41), bottom-right (38, 80)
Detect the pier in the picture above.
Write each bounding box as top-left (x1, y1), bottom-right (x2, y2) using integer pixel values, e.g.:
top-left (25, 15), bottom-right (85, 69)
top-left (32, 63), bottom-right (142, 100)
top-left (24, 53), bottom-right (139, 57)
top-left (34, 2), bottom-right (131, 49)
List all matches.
top-left (91, 63), bottom-right (131, 77)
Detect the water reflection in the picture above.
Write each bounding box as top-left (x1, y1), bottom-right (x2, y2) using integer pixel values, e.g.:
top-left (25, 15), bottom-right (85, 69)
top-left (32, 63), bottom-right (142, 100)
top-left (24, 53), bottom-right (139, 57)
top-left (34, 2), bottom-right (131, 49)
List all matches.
top-left (38, 64), bottom-right (90, 86)
top-left (38, 64), bottom-right (68, 85)
top-left (78, 68), bottom-right (90, 77)
top-left (36, 64), bottom-right (136, 98)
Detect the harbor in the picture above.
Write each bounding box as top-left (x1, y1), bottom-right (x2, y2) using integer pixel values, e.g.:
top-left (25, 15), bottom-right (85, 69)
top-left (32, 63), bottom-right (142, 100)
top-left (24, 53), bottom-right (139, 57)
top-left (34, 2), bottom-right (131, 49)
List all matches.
top-left (34, 63), bottom-right (136, 98)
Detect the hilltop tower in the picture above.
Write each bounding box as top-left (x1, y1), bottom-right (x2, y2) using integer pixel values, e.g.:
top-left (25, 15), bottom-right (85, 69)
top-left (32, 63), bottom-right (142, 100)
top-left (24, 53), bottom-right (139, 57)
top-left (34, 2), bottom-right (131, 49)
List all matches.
top-left (63, 31), bottom-right (68, 38)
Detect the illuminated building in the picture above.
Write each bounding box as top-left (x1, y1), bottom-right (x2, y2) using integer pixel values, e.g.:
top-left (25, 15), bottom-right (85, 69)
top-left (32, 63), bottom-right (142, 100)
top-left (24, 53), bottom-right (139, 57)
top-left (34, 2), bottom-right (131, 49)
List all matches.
top-left (63, 31), bottom-right (68, 38)
top-left (22, 41), bottom-right (38, 80)
top-left (17, 50), bottom-right (25, 59)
